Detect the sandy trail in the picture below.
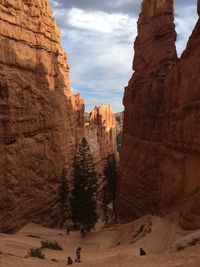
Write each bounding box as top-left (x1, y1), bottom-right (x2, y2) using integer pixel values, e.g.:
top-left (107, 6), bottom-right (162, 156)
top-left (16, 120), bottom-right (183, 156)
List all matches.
top-left (0, 216), bottom-right (200, 267)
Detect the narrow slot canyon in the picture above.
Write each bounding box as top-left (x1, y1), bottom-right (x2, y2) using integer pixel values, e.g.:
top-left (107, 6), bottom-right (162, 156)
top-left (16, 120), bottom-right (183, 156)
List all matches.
top-left (0, 0), bottom-right (199, 266)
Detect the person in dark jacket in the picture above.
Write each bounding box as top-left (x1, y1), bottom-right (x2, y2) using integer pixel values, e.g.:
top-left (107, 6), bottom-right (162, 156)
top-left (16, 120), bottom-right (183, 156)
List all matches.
top-left (66, 226), bottom-right (70, 236)
top-left (140, 248), bottom-right (146, 256)
top-left (80, 227), bottom-right (85, 238)
top-left (75, 247), bottom-right (81, 262)
top-left (66, 256), bottom-right (73, 265)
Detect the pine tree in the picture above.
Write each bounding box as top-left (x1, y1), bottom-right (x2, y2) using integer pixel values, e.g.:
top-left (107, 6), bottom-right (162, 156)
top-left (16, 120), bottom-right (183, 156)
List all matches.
top-left (59, 168), bottom-right (71, 229)
top-left (102, 180), bottom-right (109, 224)
top-left (103, 154), bottom-right (117, 221)
top-left (71, 138), bottom-right (98, 233)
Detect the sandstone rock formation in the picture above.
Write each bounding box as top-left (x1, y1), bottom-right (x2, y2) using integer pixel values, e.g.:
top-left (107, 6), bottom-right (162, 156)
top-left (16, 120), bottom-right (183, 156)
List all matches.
top-left (89, 105), bottom-right (119, 165)
top-left (0, 0), bottom-right (84, 232)
top-left (116, 0), bottom-right (200, 229)
top-left (77, 105), bottom-right (119, 195)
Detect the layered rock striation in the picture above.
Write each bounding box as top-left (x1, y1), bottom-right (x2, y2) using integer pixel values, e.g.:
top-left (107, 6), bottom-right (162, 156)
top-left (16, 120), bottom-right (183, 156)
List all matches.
top-left (0, 0), bottom-right (83, 232)
top-left (116, 0), bottom-right (200, 229)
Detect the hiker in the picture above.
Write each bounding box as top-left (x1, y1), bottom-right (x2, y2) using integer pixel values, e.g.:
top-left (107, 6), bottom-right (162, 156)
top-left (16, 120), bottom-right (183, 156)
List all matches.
top-left (80, 227), bottom-right (85, 238)
top-left (66, 256), bottom-right (73, 265)
top-left (66, 226), bottom-right (70, 236)
top-left (75, 247), bottom-right (81, 262)
top-left (140, 248), bottom-right (146, 256)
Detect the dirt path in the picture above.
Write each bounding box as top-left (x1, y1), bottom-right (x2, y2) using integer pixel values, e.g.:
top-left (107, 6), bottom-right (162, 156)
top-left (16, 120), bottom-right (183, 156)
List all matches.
top-left (0, 216), bottom-right (200, 267)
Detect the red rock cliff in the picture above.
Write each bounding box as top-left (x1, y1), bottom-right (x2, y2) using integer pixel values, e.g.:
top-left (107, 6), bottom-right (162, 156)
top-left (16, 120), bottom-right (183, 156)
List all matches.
top-left (116, 0), bottom-right (200, 229)
top-left (0, 0), bottom-right (83, 232)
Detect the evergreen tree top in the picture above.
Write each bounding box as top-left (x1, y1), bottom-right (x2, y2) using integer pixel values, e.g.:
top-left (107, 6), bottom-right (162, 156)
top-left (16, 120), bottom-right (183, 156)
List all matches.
top-left (71, 137), bottom-right (98, 232)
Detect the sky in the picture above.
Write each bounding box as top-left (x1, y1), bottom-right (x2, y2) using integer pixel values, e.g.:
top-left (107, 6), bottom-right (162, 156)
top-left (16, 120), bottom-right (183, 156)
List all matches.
top-left (50, 0), bottom-right (198, 112)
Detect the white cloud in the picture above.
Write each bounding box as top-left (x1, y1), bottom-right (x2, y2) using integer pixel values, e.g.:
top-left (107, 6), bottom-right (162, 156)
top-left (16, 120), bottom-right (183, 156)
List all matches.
top-left (68, 8), bottom-right (134, 34)
top-left (50, 0), bottom-right (198, 112)
top-left (175, 4), bottom-right (198, 56)
top-left (56, 8), bottom-right (137, 111)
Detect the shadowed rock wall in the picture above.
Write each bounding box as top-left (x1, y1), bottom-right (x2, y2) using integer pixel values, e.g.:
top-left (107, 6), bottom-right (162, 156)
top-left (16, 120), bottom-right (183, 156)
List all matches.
top-left (116, 0), bottom-right (200, 229)
top-left (0, 0), bottom-right (84, 232)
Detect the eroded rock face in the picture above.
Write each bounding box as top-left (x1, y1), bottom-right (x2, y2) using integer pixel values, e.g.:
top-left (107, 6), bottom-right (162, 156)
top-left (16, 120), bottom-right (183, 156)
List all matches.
top-left (77, 105), bottom-right (119, 194)
top-left (166, 2), bottom-right (200, 229)
top-left (89, 105), bottom-right (118, 163)
top-left (0, 0), bottom-right (83, 232)
top-left (116, 0), bottom-right (200, 229)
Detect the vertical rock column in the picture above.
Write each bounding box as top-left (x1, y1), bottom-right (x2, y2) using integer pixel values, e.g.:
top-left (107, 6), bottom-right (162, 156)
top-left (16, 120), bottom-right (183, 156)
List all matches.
top-left (163, 0), bottom-right (200, 229)
top-left (116, 0), bottom-right (177, 221)
top-left (117, 0), bottom-right (200, 229)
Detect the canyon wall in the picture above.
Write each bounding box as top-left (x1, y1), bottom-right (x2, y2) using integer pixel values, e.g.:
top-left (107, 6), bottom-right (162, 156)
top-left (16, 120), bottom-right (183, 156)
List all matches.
top-left (115, 112), bottom-right (124, 154)
top-left (0, 0), bottom-right (83, 232)
top-left (116, 0), bottom-right (200, 229)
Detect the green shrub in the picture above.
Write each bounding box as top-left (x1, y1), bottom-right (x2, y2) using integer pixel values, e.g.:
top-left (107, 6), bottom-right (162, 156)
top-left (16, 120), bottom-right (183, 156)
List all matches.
top-left (138, 224), bottom-right (145, 234)
top-left (41, 241), bottom-right (63, 251)
top-left (51, 258), bottom-right (58, 262)
top-left (146, 227), bottom-right (152, 234)
top-left (188, 238), bottom-right (199, 246)
top-left (176, 244), bottom-right (185, 252)
top-left (29, 248), bottom-right (45, 259)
